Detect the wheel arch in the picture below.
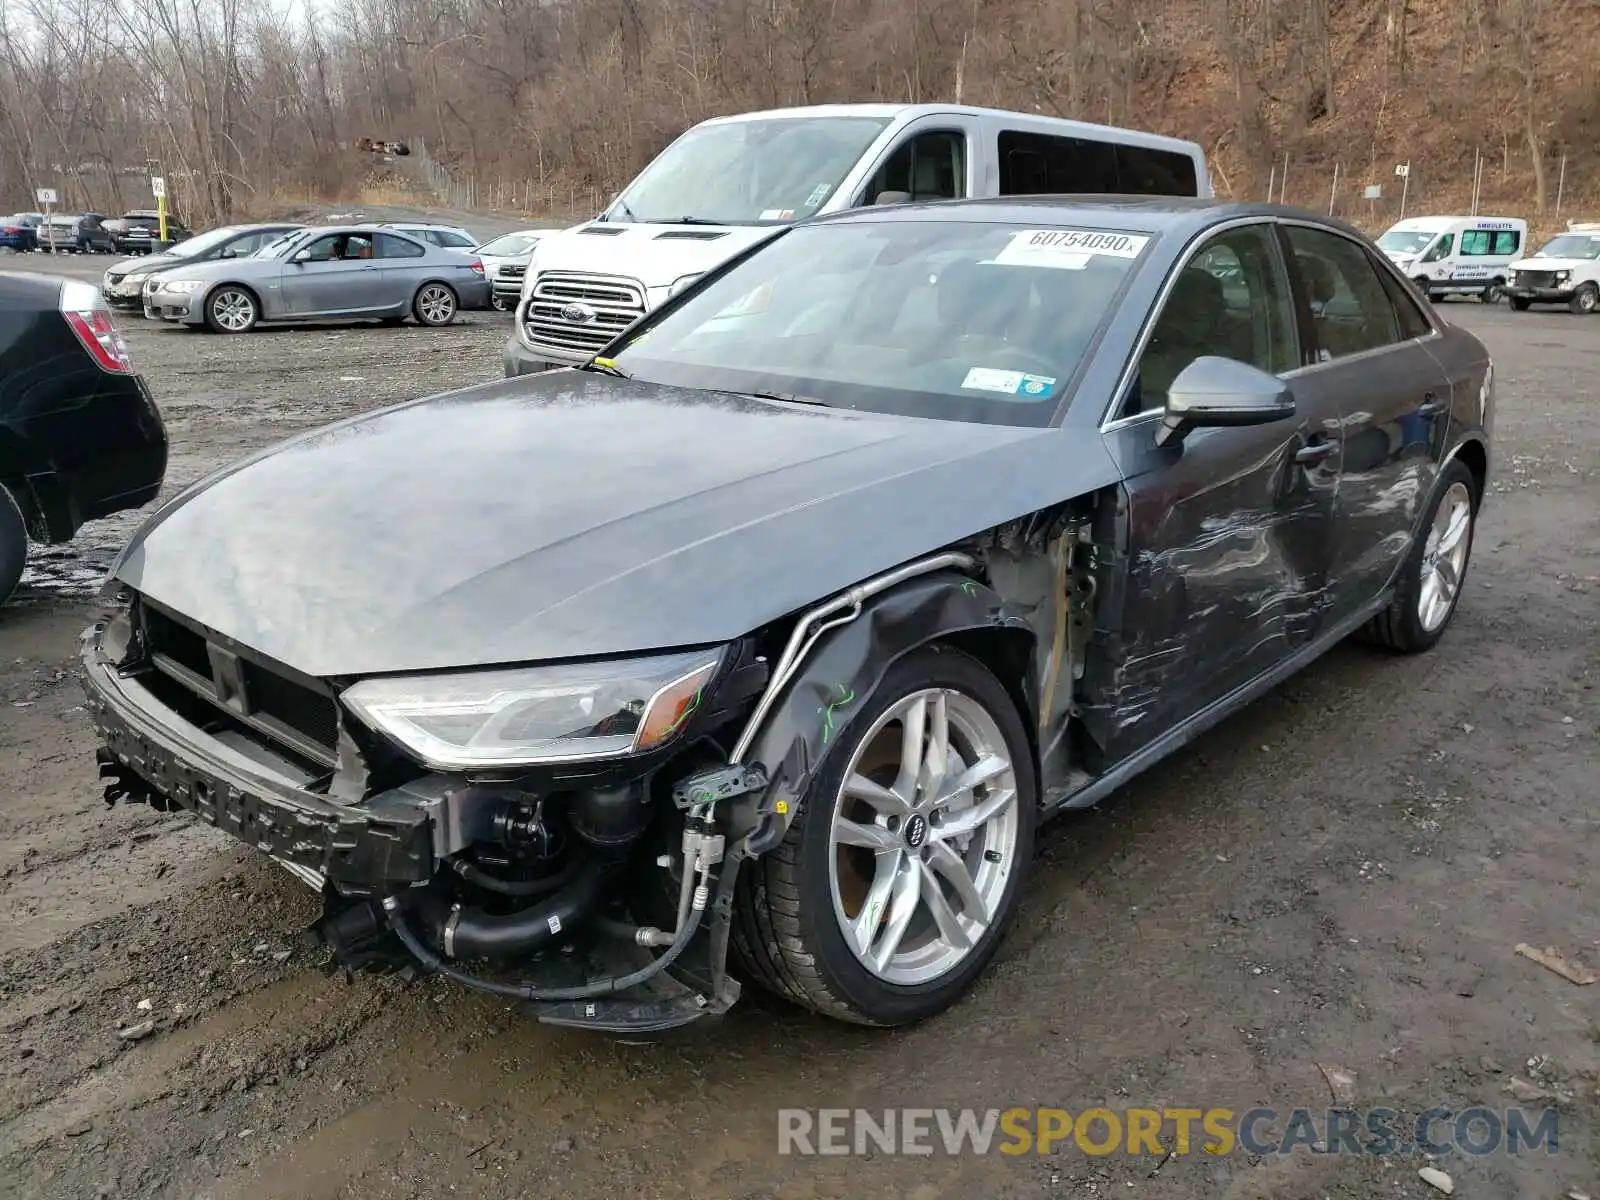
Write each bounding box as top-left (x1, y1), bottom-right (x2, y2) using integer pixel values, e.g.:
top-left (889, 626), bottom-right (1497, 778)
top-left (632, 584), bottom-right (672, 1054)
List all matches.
top-left (204, 280), bottom-right (262, 316)
top-left (737, 569), bottom-right (1040, 858)
top-left (1446, 434), bottom-right (1489, 506)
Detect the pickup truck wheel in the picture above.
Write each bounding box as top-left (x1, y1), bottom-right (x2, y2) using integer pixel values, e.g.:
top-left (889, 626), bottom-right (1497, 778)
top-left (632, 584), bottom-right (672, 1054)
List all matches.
top-left (1571, 284), bottom-right (1599, 315)
top-left (0, 485), bottom-right (27, 606)
top-left (732, 645), bottom-right (1036, 1026)
top-left (1509, 296), bottom-right (1531, 311)
top-left (413, 283), bottom-right (457, 326)
top-left (1360, 459), bottom-right (1478, 653)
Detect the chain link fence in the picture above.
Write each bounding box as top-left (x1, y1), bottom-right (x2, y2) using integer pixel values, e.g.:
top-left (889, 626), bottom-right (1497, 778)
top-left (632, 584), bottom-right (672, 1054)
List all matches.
top-left (409, 138), bottom-right (603, 219)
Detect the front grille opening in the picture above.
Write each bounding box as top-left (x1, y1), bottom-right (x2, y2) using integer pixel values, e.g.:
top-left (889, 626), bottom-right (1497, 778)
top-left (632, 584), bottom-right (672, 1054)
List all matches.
top-left (136, 667), bottom-right (334, 783)
top-left (138, 600), bottom-right (341, 770)
top-left (524, 271), bottom-right (646, 359)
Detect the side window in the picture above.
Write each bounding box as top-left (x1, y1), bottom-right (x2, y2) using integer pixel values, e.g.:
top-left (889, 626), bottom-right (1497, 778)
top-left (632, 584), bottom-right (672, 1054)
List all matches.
top-left (342, 233), bottom-right (376, 259)
top-left (1492, 230), bottom-right (1521, 255)
top-left (1374, 260), bottom-right (1433, 340)
top-left (1459, 230), bottom-right (1492, 256)
top-left (299, 234), bottom-right (342, 262)
top-left (1128, 224), bottom-right (1298, 417)
top-left (864, 131), bottom-right (966, 205)
top-left (377, 232), bottom-right (425, 259)
top-left (999, 131), bottom-right (1116, 194)
top-left (1116, 145), bottom-right (1199, 196)
top-left (1420, 233), bottom-right (1455, 262)
top-left (1285, 225), bottom-right (1405, 361)
top-left (439, 231), bottom-right (475, 247)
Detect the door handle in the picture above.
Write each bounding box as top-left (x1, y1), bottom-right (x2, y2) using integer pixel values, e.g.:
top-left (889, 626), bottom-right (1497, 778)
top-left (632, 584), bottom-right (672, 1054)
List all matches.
top-left (1417, 391), bottom-right (1448, 417)
top-left (1294, 439), bottom-right (1337, 465)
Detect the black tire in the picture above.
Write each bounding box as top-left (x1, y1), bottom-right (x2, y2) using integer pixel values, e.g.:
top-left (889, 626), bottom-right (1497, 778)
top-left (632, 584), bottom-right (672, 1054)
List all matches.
top-left (1510, 296), bottom-right (1532, 312)
top-left (1361, 458), bottom-right (1479, 653)
top-left (1570, 283), bottom-right (1599, 315)
top-left (204, 285), bottom-right (258, 334)
top-left (731, 644), bottom-right (1037, 1026)
top-left (1480, 279), bottom-right (1503, 304)
top-left (0, 485), bottom-right (27, 606)
top-left (490, 294), bottom-right (510, 312)
top-left (412, 282), bottom-right (457, 326)
top-left (1412, 276), bottom-right (1434, 302)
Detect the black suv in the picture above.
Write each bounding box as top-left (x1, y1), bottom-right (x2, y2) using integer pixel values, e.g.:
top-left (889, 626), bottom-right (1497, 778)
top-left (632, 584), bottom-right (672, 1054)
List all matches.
top-left (114, 211), bottom-right (192, 255)
top-left (0, 272), bottom-right (168, 603)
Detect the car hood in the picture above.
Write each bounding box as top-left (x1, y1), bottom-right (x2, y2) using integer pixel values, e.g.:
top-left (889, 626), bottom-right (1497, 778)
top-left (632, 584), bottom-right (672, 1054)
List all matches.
top-left (1509, 256), bottom-right (1589, 272)
top-left (111, 372), bottom-right (1119, 677)
top-left (526, 223), bottom-right (778, 291)
top-left (109, 252), bottom-right (183, 276)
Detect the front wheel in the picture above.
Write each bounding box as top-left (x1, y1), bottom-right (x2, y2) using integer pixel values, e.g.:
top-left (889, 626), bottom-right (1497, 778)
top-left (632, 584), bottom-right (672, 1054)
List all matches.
top-left (205, 286), bottom-right (258, 333)
top-left (1413, 276), bottom-right (1434, 302)
top-left (1361, 458), bottom-right (1478, 653)
top-left (1510, 296), bottom-right (1532, 312)
top-left (490, 294), bottom-right (510, 312)
top-left (733, 645), bottom-right (1037, 1026)
top-left (413, 283), bottom-right (457, 326)
top-left (1570, 284), bottom-right (1599, 315)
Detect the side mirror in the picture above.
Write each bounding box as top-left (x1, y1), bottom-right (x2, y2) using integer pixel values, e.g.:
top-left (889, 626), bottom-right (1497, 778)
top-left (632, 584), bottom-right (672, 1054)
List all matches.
top-left (219, 249), bottom-right (237, 259)
top-left (1155, 356), bottom-right (1297, 448)
top-left (292, 248), bottom-right (311, 263)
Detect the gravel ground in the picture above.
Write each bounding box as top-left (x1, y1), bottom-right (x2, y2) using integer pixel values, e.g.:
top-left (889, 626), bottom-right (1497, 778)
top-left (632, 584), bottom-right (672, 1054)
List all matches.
top-left (0, 262), bottom-right (1596, 1200)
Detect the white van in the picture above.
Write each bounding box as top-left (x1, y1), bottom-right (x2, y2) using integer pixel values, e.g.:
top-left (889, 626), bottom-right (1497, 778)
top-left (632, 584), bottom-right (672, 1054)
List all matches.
top-left (1375, 215), bottom-right (1528, 302)
top-left (1504, 221), bottom-right (1600, 315)
top-left (504, 103), bottom-right (1210, 376)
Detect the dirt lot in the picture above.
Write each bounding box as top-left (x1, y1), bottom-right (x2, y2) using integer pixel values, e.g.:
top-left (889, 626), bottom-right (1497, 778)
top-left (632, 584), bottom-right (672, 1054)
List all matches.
top-left (0, 263), bottom-right (1596, 1199)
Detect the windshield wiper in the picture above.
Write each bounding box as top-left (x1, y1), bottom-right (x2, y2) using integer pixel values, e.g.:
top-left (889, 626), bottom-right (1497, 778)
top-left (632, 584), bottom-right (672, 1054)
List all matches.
top-left (672, 216), bottom-right (724, 226)
top-left (733, 389), bottom-right (832, 409)
top-left (579, 358), bottom-right (631, 379)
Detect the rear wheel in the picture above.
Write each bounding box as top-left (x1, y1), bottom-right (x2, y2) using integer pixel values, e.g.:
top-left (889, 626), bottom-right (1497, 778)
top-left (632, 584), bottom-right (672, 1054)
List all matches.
top-left (1570, 283), bottom-right (1599, 315)
top-left (732, 645), bottom-right (1036, 1026)
top-left (413, 283), bottom-right (457, 326)
top-left (0, 486), bottom-right (27, 606)
top-left (205, 286), bottom-right (258, 333)
top-left (1361, 458), bottom-right (1478, 653)
top-left (1480, 278), bottom-right (1503, 303)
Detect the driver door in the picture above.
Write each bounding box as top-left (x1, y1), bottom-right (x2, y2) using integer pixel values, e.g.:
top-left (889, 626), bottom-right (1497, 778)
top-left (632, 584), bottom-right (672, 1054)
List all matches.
top-left (1093, 221), bottom-right (1344, 761)
top-left (282, 232), bottom-right (383, 316)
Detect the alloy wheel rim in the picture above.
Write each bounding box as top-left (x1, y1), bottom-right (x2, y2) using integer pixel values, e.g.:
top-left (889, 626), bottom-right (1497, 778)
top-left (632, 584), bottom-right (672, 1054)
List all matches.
top-left (827, 688), bottom-right (1019, 987)
top-left (214, 291), bottom-right (253, 331)
top-left (1581, 290), bottom-right (1598, 313)
top-left (420, 286), bottom-right (454, 322)
top-left (1417, 481), bottom-right (1473, 632)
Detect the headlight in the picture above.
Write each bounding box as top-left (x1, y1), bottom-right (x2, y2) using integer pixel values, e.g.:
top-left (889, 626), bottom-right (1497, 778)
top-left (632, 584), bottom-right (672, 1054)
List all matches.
top-left (341, 649), bottom-right (723, 769)
top-left (162, 279), bottom-right (203, 293)
top-left (1554, 270), bottom-right (1571, 284)
top-left (668, 273), bottom-right (704, 298)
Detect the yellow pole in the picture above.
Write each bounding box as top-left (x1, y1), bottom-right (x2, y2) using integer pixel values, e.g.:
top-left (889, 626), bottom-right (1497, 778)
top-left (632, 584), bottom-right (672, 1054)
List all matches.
top-left (158, 193), bottom-right (168, 244)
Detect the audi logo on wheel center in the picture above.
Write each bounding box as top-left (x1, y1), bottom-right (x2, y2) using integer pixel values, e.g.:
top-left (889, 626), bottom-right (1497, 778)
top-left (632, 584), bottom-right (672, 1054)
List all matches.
top-left (559, 301), bottom-right (597, 324)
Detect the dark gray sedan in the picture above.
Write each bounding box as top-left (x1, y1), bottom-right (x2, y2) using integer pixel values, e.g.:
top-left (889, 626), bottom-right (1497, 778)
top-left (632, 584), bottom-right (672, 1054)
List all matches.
top-left (85, 198), bottom-right (1491, 1033)
top-left (142, 225), bottom-right (490, 332)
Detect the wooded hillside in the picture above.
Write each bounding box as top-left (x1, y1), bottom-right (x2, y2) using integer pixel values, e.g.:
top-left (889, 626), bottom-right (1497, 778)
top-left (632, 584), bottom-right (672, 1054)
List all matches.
top-left (2, 0), bottom-right (1597, 226)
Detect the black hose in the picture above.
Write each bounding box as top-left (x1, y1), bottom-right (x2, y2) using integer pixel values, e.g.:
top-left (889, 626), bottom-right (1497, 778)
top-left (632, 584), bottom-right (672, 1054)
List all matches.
top-left (449, 854), bottom-right (581, 898)
top-left (384, 893), bottom-right (707, 1002)
top-left (413, 863), bottom-right (606, 960)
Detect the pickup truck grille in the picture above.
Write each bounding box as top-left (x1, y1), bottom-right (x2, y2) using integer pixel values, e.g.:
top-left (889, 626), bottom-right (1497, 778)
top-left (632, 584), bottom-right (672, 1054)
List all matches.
top-left (137, 598), bottom-right (340, 769)
top-left (497, 264), bottom-right (526, 282)
top-left (1514, 270), bottom-right (1560, 289)
top-left (523, 272), bottom-right (646, 360)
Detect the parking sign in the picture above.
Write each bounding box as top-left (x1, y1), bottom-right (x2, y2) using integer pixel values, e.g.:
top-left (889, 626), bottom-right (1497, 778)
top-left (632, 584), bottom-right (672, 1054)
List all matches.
top-left (151, 176), bottom-right (166, 198)
top-left (35, 187), bottom-right (57, 204)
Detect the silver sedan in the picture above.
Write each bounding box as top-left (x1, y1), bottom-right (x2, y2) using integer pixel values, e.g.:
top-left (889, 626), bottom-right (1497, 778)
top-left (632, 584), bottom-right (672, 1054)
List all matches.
top-left (142, 226), bottom-right (491, 333)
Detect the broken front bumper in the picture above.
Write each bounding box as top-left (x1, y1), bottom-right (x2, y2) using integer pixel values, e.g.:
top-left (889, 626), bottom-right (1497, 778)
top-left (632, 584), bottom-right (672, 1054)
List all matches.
top-left (81, 622), bottom-right (434, 893)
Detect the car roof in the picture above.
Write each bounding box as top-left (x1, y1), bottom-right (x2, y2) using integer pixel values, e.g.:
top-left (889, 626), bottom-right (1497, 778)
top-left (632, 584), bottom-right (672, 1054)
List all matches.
top-left (807, 194), bottom-right (1288, 235)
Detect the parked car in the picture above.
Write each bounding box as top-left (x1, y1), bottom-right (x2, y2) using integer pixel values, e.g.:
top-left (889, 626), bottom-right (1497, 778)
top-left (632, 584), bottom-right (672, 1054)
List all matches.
top-left (38, 212), bottom-right (116, 253)
top-left (141, 225), bottom-right (489, 331)
top-left (114, 210), bottom-right (192, 255)
top-left (103, 222), bottom-right (304, 309)
top-left (475, 230), bottom-right (543, 310)
top-left (0, 272), bottom-right (168, 604)
top-left (0, 215), bottom-right (39, 251)
top-left (85, 198), bottom-right (1491, 1034)
top-left (1504, 222), bottom-right (1600, 314)
top-left (371, 221), bottom-right (478, 250)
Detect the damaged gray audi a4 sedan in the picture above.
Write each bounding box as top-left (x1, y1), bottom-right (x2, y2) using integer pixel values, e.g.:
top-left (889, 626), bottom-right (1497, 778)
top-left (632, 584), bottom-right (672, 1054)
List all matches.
top-left (84, 197), bottom-right (1493, 1032)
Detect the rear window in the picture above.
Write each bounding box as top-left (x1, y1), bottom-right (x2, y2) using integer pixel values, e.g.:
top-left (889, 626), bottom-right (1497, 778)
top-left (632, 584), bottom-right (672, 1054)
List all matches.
top-left (998, 131), bottom-right (1199, 197)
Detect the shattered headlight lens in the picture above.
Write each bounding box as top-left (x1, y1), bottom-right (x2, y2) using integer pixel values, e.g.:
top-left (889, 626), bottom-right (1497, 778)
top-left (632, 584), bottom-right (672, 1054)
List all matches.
top-left (341, 649), bottom-right (723, 769)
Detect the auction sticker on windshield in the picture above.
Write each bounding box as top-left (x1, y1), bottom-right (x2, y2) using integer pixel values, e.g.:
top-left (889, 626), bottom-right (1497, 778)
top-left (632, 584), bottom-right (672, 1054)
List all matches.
top-left (962, 368), bottom-right (1057, 398)
top-left (992, 229), bottom-right (1150, 270)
